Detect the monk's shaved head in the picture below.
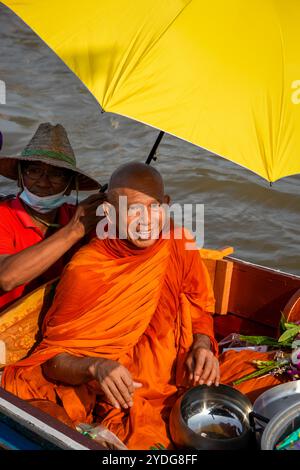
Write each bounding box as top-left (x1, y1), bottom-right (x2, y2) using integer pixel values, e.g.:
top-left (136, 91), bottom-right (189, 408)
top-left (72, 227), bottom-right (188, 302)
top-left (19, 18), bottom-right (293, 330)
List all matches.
top-left (108, 161), bottom-right (164, 202)
top-left (105, 161), bottom-right (170, 249)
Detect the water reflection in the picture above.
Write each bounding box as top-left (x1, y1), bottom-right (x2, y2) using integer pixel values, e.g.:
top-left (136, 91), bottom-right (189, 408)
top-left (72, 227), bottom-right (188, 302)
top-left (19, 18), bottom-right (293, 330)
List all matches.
top-left (186, 402), bottom-right (244, 439)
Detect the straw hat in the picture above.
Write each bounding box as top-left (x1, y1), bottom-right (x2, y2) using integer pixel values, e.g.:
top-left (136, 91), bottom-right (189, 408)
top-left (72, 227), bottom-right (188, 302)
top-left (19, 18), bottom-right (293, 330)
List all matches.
top-left (0, 123), bottom-right (101, 191)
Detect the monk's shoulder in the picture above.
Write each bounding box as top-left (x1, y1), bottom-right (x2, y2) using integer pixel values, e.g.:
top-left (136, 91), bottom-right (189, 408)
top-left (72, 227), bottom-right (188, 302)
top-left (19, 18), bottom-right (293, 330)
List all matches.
top-left (66, 238), bottom-right (103, 269)
top-left (172, 225), bottom-right (197, 253)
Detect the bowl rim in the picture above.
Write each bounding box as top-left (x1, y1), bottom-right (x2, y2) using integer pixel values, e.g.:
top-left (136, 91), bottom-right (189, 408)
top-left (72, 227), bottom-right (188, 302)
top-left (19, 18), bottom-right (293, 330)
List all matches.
top-left (260, 401), bottom-right (300, 450)
top-left (177, 384), bottom-right (253, 443)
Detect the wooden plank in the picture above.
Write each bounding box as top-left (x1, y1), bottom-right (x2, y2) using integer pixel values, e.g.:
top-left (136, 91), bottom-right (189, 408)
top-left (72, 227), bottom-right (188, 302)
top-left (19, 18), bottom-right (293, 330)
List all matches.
top-left (214, 313), bottom-right (278, 341)
top-left (0, 279), bottom-right (57, 365)
top-left (0, 340), bottom-right (5, 366)
top-left (202, 258), bottom-right (233, 315)
top-left (226, 258), bottom-right (300, 330)
top-left (202, 258), bottom-right (217, 286)
top-left (214, 260), bottom-right (233, 315)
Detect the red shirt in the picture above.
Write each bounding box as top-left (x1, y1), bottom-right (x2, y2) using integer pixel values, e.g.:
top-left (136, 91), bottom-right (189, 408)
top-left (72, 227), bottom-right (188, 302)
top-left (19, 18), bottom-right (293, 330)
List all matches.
top-left (0, 196), bottom-right (76, 312)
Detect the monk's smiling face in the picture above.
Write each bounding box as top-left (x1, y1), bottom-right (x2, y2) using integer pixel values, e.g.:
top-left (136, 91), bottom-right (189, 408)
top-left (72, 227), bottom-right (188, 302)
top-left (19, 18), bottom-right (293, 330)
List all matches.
top-left (107, 162), bottom-right (170, 249)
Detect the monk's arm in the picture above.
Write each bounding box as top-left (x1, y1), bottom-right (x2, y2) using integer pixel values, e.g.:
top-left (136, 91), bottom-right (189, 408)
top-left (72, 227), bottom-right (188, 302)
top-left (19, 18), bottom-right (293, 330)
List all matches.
top-left (43, 353), bottom-right (142, 409)
top-left (182, 243), bottom-right (218, 354)
top-left (42, 353), bottom-right (96, 385)
top-left (183, 244), bottom-right (220, 385)
top-left (192, 333), bottom-right (212, 351)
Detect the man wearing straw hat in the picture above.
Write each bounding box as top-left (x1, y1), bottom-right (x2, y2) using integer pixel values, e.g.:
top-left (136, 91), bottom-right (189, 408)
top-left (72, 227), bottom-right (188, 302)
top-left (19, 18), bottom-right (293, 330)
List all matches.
top-left (0, 122), bottom-right (104, 311)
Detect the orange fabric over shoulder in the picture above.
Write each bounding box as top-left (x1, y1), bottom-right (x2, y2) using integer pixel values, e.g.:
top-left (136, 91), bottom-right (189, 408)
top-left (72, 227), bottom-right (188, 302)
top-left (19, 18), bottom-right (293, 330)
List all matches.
top-left (2, 226), bottom-right (217, 450)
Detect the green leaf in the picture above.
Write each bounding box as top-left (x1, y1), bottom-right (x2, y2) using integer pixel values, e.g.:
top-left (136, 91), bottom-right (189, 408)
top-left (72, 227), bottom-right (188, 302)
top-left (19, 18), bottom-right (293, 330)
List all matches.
top-left (232, 363), bottom-right (281, 385)
top-left (253, 360), bottom-right (278, 368)
top-left (284, 322), bottom-right (298, 329)
top-left (149, 443), bottom-right (166, 450)
top-left (280, 313), bottom-right (287, 333)
top-left (279, 342), bottom-right (293, 348)
top-left (278, 326), bottom-right (300, 343)
top-left (239, 335), bottom-right (280, 346)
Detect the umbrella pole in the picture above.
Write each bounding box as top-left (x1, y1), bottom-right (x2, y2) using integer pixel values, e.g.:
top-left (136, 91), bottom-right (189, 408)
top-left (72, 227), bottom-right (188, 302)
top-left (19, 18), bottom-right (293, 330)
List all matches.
top-left (100, 130), bottom-right (165, 193)
top-left (145, 131), bottom-right (164, 165)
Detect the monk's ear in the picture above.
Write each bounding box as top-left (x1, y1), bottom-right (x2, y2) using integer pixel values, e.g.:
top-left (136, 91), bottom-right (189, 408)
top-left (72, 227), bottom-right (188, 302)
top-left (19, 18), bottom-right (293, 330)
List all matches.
top-left (163, 194), bottom-right (170, 205)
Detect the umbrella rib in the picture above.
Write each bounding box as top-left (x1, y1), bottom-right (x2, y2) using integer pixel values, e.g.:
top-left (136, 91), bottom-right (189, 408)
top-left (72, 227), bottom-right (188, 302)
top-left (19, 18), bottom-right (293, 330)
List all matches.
top-left (140, 0), bottom-right (194, 60)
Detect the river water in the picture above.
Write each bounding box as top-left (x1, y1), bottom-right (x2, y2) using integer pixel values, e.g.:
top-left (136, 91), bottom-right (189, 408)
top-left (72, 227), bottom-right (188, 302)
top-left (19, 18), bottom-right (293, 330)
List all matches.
top-left (0, 4), bottom-right (299, 275)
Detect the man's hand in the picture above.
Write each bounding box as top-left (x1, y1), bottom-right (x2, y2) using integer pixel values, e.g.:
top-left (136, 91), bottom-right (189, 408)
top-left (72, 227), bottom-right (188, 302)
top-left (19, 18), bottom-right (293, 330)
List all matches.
top-left (66, 193), bottom-right (106, 240)
top-left (185, 334), bottom-right (220, 387)
top-left (88, 358), bottom-right (142, 410)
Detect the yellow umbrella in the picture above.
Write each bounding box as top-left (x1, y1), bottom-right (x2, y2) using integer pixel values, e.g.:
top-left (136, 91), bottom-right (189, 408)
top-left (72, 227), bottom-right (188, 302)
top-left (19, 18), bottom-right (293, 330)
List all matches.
top-left (2, 0), bottom-right (300, 182)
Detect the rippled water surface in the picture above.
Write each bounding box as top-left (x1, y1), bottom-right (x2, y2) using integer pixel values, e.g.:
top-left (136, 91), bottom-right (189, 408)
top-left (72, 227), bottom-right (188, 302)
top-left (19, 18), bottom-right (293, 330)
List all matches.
top-left (0, 4), bottom-right (299, 274)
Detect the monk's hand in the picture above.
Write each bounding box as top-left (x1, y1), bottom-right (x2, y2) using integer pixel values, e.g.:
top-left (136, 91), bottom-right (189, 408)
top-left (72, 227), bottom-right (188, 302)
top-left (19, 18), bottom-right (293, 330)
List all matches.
top-left (88, 358), bottom-right (142, 410)
top-left (67, 193), bottom-right (106, 240)
top-left (186, 334), bottom-right (220, 387)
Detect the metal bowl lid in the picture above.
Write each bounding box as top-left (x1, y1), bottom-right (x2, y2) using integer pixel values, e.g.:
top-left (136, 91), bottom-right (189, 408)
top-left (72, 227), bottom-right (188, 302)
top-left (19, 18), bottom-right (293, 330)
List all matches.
top-left (253, 380), bottom-right (300, 421)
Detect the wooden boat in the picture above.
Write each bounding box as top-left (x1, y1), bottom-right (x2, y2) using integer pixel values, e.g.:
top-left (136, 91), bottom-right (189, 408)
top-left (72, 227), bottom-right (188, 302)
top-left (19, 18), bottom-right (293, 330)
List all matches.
top-left (0, 387), bottom-right (104, 449)
top-left (0, 246), bottom-right (299, 449)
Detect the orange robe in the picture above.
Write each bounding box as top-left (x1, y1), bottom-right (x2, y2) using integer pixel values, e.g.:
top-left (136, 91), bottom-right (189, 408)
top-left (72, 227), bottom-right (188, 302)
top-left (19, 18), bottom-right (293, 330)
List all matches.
top-left (2, 227), bottom-right (217, 450)
top-left (220, 350), bottom-right (285, 403)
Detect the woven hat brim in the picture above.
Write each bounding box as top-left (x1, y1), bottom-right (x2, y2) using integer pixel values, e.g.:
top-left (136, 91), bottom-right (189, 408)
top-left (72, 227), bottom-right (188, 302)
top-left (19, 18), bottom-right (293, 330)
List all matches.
top-left (0, 156), bottom-right (101, 191)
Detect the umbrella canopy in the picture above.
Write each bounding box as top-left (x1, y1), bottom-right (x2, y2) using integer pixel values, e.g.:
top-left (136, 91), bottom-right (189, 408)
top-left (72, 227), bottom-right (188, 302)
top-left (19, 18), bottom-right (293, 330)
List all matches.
top-left (2, 0), bottom-right (300, 182)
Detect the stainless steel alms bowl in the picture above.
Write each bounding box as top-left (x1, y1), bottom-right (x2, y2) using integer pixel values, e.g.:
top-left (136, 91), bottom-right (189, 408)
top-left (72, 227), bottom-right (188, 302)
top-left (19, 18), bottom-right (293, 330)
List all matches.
top-left (169, 384), bottom-right (253, 450)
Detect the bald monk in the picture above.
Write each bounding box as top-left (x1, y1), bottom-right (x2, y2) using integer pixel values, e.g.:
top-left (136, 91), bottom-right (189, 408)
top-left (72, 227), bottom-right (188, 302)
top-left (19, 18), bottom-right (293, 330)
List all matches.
top-left (2, 162), bottom-right (219, 450)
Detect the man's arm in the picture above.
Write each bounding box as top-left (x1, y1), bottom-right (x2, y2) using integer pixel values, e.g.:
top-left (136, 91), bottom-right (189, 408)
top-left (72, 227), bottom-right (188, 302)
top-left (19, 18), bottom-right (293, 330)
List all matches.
top-left (42, 353), bottom-right (142, 410)
top-left (0, 195), bottom-right (103, 291)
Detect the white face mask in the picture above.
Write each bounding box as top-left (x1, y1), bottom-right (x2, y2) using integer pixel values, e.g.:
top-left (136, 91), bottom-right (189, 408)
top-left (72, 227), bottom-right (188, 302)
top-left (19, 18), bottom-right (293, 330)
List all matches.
top-left (19, 185), bottom-right (69, 213)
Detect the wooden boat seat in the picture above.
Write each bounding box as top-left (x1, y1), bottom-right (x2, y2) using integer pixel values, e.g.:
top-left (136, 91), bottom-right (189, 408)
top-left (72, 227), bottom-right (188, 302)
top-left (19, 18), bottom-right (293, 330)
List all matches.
top-left (200, 246), bottom-right (234, 316)
top-left (0, 247), bottom-right (235, 368)
top-left (0, 280), bottom-right (58, 368)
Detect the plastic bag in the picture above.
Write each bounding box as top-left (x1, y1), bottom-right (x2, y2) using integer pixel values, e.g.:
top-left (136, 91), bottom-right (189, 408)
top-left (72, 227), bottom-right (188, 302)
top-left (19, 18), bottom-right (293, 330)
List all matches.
top-left (218, 333), bottom-right (268, 353)
top-left (76, 423), bottom-right (128, 450)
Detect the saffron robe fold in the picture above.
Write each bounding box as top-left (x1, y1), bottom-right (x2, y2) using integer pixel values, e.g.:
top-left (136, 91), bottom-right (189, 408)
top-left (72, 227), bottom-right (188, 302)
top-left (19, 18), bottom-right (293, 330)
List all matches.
top-left (220, 350), bottom-right (285, 402)
top-left (2, 228), bottom-right (217, 449)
